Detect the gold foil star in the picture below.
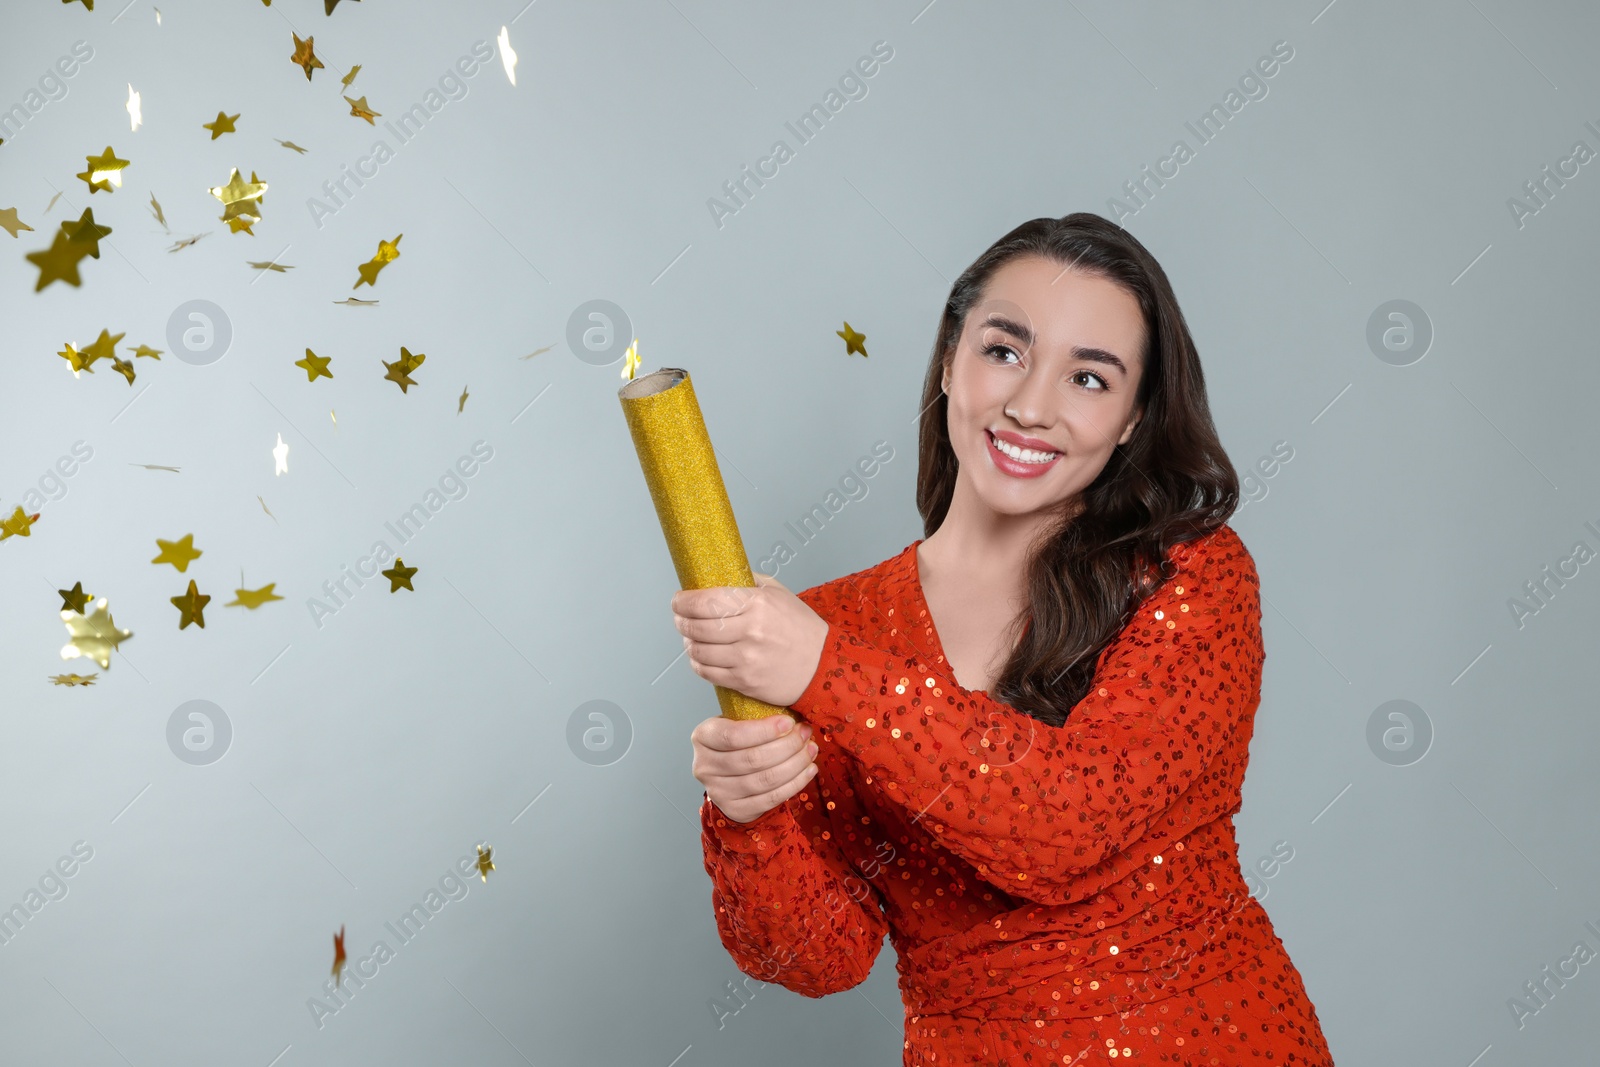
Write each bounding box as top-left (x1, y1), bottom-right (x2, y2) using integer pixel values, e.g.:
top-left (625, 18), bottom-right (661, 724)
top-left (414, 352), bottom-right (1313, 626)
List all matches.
top-left (497, 26), bottom-right (518, 86)
top-left (353, 234), bottom-right (401, 287)
top-left (382, 557), bottom-right (417, 591)
top-left (225, 214), bottom-right (257, 235)
top-left (50, 673), bottom-right (98, 687)
top-left (58, 582), bottom-right (93, 613)
top-left (202, 111), bottom-right (240, 139)
top-left (26, 231), bottom-right (92, 290)
top-left (0, 506), bottom-right (40, 540)
top-left (129, 344), bottom-right (163, 359)
top-left (476, 844), bottom-right (495, 882)
top-left (227, 583), bottom-right (284, 609)
top-left (210, 168), bottom-right (268, 209)
top-left (152, 533), bottom-right (202, 572)
top-left (84, 328), bottom-right (125, 367)
top-left (343, 95), bottom-right (380, 124)
top-left (458, 384), bottom-right (469, 413)
top-left (130, 463), bottom-right (180, 472)
top-left (340, 65), bottom-right (361, 88)
top-left (77, 146), bottom-right (129, 193)
top-left (296, 349), bottom-right (333, 381)
top-left (249, 259), bottom-right (292, 273)
top-left (168, 233), bottom-right (208, 253)
top-left (520, 344), bottom-right (554, 360)
top-left (620, 337), bottom-right (640, 380)
top-left (382, 347), bottom-right (424, 392)
top-left (126, 84), bottom-right (141, 130)
top-left (111, 356), bottom-right (136, 385)
top-left (837, 322), bottom-right (868, 357)
top-left (148, 192), bottom-right (168, 232)
top-left (275, 138), bottom-right (309, 154)
top-left (60, 208), bottom-right (112, 257)
top-left (332, 925), bottom-right (347, 984)
top-left (258, 495), bottom-right (277, 523)
top-left (61, 598), bottom-right (132, 669)
top-left (273, 433), bottom-right (289, 475)
top-left (171, 579), bottom-right (210, 629)
top-left (326, 0), bottom-right (361, 15)
top-left (58, 343), bottom-right (93, 375)
top-left (64, 0), bottom-right (95, 10)
top-left (333, 297), bottom-right (379, 306)
top-left (0, 206), bottom-right (32, 237)
top-left (291, 33), bottom-right (325, 80)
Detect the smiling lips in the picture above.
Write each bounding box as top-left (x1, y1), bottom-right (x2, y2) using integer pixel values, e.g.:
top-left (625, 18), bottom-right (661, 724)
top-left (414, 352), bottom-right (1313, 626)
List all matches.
top-left (985, 428), bottom-right (1061, 478)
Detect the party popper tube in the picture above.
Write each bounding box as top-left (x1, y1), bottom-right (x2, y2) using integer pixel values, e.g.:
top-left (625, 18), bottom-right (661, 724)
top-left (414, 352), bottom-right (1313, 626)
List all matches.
top-left (618, 367), bottom-right (787, 721)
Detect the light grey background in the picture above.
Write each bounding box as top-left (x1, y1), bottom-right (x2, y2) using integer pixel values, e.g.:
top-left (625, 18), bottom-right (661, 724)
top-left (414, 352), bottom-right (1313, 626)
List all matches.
top-left (2, 1), bottom-right (1597, 1064)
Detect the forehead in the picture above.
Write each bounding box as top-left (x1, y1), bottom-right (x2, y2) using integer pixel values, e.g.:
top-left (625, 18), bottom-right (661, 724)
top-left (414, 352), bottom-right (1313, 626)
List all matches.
top-left (972, 255), bottom-right (1145, 367)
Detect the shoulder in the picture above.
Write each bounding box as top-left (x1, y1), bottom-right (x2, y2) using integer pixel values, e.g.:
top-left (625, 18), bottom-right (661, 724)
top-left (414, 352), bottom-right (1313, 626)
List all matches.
top-left (793, 543), bottom-right (913, 618)
top-left (1160, 522), bottom-right (1259, 599)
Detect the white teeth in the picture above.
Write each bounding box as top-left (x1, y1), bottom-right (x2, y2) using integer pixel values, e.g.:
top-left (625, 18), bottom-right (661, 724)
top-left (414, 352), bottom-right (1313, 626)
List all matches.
top-left (991, 433), bottom-right (1058, 464)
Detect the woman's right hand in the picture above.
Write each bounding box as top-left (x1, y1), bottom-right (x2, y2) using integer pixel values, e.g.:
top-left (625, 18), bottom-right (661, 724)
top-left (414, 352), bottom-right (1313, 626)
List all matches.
top-left (692, 712), bottom-right (819, 824)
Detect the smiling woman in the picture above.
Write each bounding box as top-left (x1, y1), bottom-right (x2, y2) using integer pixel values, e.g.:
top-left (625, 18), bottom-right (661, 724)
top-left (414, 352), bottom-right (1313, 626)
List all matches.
top-left (689, 213), bottom-right (1338, 1065)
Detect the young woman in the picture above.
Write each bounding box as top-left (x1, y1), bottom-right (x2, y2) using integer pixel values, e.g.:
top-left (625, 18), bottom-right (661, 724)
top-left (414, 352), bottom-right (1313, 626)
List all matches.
top-left (675, 213), bottom-right (1336, 1065)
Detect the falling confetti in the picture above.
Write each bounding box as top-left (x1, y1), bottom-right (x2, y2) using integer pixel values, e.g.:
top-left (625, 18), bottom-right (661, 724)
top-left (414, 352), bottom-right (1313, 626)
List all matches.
top-left (227, 583), bottom-right (284, 609)
top-left (61, 598), bottom-right (133, 670)
top-left (58, 344), bottom-right (91, 375)
top-left (209, 168), bottom-right (267, 215)
top-left (0, 506), bottom-right (40, 540)
top-left (275, 138), bottom-right (309, 154)
top-left (340, 65), bottom-right (361, 88)
top-left (330, 410), bottom-right (337, 428)
top-left (111, 356), bottom-right (136, 385)
top-left (202, 111), bottom-right (240, 139)
top-left (382, 557), bottom-right (417, 591)
top-left (497, 26), bottom-right (518, 86)
top-left (273, 433), bottom-right (289, 475)
top-left (58, 582), bottom-right (93, 613)
top-left (167, 233), bottom-right (209, 253)
top-left (171, 579), bottom-right (210, 629)
top-left (45, 190), bottom-right (63, 213)
top-left (458, 384), bottom-right (469, 413)
top-left (76, 146), bottom-right (129, 193)
top-left (126, 85), bottom-right (141, 131)
top-left (151, 534), bottom-right (202, 572)
top-left (343, 95), bottom-right (380, 124)
top-left (50, 674), bottom-right (98, 687)
top-left (148, 192), bottom-right (168, 232)
top-left (296, 349), bottom-right (332, 381)
top-left (520, 344), bottom-right (554, 360)
top-left (353, 233), bottom-right (401, 287)
top-left (382, 347), bottom-right (424, 393)
top-left (291, 33), bottom-right (325, 80)
top-left (248, 259), bottom-right (293, 273)
top-left (258, 495), bottom-right (277, 523)
top-left (60, 208), bottom-right (112, 258)
top-left (621, 337), bottom-right (640, 381)
top-left (64, 0), bottom-right (93, 10)
top-left (129, 463), bottom-right (180, 472)
top-left (69, 329), bottom-right (125, 375)
top-left (332, 297), bottom-right (378, 307)
top-left (476, 844), bottom-right (495, 882)
top-left (129, 344), bottom-right (163, 359)
top-left (837, 321), bottom-right (868, 357)
top-left (0, 207), bottom-right (33, 237)
top-left (26, 232), bottom-right (92, 290)
top-left (332, 925), bottom-right (347, 984)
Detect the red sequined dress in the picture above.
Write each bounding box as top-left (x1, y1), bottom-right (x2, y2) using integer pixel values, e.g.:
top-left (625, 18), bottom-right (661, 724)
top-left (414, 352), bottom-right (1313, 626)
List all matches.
top-left (699, 525), bottom-right (1336, 1065)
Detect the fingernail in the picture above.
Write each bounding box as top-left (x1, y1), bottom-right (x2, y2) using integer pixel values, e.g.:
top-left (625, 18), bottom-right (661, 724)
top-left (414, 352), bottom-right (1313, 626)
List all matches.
top-left (776, 717), bottom-right (794, 733)
top-left (807, 741), bottom-right (818, 757)
top-left (800, 724), bottom-right (813, 740)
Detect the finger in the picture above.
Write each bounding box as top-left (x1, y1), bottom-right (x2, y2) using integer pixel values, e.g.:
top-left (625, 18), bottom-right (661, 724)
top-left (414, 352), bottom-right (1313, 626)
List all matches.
top-left (712, 735), bottom-right (819, 805)
top-left (674, 586), bottom-right (755, 621)
top-left (694, 712), bottom-right (799, 753)
top-left (675, 611), bottom-right (747, 645)
top-left (737, 761), bottom-right (820, 820)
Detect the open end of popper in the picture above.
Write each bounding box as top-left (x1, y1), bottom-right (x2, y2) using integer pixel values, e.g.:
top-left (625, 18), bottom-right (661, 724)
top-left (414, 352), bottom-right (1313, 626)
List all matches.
top-left (617, 367), bottom-right (685, 400)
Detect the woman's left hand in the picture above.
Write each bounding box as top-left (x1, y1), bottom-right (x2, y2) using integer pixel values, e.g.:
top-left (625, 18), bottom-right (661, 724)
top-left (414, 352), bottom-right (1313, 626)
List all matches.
top-left (671, 573), bottom-right (830, 708)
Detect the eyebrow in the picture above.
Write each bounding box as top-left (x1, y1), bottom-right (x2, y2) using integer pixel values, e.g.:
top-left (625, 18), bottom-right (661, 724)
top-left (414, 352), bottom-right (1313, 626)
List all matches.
top-left (982, 313), bottom-right (1130, 376)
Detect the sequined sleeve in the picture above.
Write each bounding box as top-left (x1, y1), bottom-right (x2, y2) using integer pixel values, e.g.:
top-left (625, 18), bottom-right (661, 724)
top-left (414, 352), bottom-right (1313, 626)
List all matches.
top-left (789, 528), bottom-right (1263, 906)
top-left (698, 752), bottom-right (890, 998)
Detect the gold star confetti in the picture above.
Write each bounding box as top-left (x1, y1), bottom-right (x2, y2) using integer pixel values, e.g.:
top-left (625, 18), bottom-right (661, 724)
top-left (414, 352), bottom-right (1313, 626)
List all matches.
top-left (275, 138), bottom-right (309, 154)
top-left (258, 495), bottom-right (277, 522)
top-left (45, 190), bottom-right (63, 213)
top-left (50, 673), bottom-right (98, 687)
top-left (340, 65), bottom-right (361, 88)
top-left (168, 233), bottom-right (209, 253)
top-left (126, 84), bottom-right (141, 130)
top-left (381, 346), bottom-right (425, 392)
top-left (225, 214), bottom-right (257, 235)
top-left (129, 343), bottom-right (163, 359)
top-left (171, 579), bottom-right (210, 629)
top-left (458, 384), bottom-right (469, 412)
top-left (332, 925), bottom-right (347, 984)
top-left (58, 343), bottom-right (92, 376)
top-left (353, 233), bottom-right (401, 288)
top-left (111, 356), bottom-right (136, 385)
top-left (0, 207), bottom-right (32, 237)
top-left (60, 208), bottom-right (112, 258)
top-left (61, 598), bottom-right (132, 669)
top-left (78, 146), bottom-right (130, 195)
top-left (476, 844), bottom-right (495, 882)
top-left (26, 231), bottom-right (92, 290)
top-left (291, 33), bottom-right (325, 80)
top-left (148, 192), bottom-right (168, 232)
top-left (202, 111), bottom-right (240, 139)
top-left (382, 557), bottom-right (417, 591)
top-left (58, 582), bottom-right (93, 613)
top-left (330, 409), bottom-right (338, 427)
top-left (326, 0), bottom-right (360, 15)
top-left (343, 95), bottom-right (380, 124)
top-left (0, 506), bottom-right (40, 540)
top-left (227, 583), bottom-right (284, 609)
top-left (497, 26), bottom-right (518, 86)
top-left (333, 297), bottom-right (378, 306)
top-left (210, 168), bottom-right (267, 211)
top-left (152, 533), bottom-right (202, 572)
top-left (83, 329), bottom-right (125, 369)
top-left (129, 463), bottom-right (180, 472)
top-left (273, 433), bottom-right (289, 475)
top-left (63, 0), bottom-right (94, 10)
top-left (296, 349), bottom-right (333, 381)
top-left (837, 321), bottom-right (868, 358)
top-left (249, 259), bottom-right (293, 273)
top-left (520, 344), bottom-right (554, 360)
top-left (621, 337), bottom-right (640, 381)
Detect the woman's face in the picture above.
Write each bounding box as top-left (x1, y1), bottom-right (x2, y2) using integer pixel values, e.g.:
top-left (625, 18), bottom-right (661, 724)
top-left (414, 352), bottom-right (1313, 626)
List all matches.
top-left (941, 254), bottom-right (1146, 521)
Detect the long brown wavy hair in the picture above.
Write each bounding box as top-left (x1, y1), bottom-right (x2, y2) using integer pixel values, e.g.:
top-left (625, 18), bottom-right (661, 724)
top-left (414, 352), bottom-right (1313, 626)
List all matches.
top-left (916, 213), bottom-right (1241, 727)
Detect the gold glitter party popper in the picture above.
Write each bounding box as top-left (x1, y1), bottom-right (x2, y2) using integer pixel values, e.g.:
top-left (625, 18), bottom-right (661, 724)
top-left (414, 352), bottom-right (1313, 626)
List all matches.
top-left (618, 368), bottom-right (785, 721)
